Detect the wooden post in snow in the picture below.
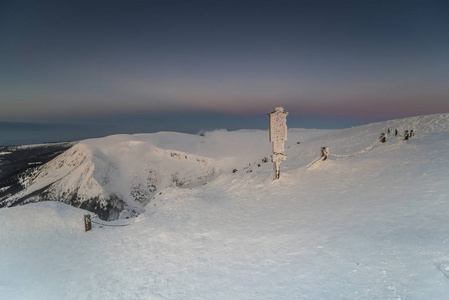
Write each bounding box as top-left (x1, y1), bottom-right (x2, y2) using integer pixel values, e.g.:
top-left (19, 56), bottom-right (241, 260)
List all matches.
top-left (321, 147), bottom-right (329, 161)
top-left (84, 215), bottom-right (92, 232)
top-left (268, 107), bottom-right (288, 180)
top-left (404, 130), bottom-right (410, 141)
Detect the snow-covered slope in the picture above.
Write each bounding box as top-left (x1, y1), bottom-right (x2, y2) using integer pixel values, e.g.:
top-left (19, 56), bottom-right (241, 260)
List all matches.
top-left (1, 113), bottom-right (448, 299)
top-left (2, 129), bottom-right (327, 220)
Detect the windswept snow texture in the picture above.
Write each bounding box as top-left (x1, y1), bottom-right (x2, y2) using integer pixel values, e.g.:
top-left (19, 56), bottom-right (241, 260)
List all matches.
top-left (1, 113), bottom-right (449, 299)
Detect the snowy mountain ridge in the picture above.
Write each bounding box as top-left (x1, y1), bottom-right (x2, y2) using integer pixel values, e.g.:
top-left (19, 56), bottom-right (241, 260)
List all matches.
top-left (1, 113), bottom-right (449, 299)
top-left (3, 135), bottom-right (221, 220)
top-left (2, 114), bottom-right (449, 221)
top-left (1, 129), bottom-right (328, 219)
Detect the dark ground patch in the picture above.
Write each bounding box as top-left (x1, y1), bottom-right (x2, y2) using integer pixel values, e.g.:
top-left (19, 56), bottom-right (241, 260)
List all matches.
top-left (0, 142), bottom-right (130, 220)
top-left (0, 142), bottom-right (76, 207)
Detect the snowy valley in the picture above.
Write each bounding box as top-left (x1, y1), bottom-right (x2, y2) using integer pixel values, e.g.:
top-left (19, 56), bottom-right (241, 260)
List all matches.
top-left (1, 113), bottom-right (449, 299)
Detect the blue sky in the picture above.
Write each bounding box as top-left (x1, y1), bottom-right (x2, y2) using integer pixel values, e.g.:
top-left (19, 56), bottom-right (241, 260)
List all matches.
top-left (1, 0), bottom-right (448, 129)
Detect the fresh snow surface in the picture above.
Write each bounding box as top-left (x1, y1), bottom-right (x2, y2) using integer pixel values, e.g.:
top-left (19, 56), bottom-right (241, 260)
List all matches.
top-left (1, 114), bottom-right (449, 299)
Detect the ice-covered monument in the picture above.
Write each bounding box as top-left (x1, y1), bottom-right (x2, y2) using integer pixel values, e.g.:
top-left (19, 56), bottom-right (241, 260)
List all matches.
top-left (268, 107), bottom-right (288, 179)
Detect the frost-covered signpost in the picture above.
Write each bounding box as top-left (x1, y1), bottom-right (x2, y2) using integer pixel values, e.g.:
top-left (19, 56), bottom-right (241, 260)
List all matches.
top-left (268, 107), bottom-right (288, 180)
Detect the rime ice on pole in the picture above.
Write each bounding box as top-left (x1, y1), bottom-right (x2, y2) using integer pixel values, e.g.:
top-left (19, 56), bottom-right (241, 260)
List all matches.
top-left (268, 107), bottom-right (288, 180)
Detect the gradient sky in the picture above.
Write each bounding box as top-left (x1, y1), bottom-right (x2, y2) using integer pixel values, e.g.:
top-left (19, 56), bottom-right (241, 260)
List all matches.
top-left (1, 0), bottom-right (449, 126)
